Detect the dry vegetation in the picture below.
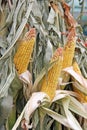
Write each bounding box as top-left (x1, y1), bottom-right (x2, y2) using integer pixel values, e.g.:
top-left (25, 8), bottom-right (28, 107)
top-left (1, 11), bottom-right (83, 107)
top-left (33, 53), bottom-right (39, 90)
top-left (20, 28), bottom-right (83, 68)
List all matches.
top-left (0, 0), bottom-right (87, 130)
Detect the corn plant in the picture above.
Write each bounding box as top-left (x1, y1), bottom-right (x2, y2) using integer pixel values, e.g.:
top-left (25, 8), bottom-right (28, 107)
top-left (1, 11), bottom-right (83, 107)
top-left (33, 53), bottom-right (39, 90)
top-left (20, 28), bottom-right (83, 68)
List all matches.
top-left (0, 0), bottom-right (87, 130)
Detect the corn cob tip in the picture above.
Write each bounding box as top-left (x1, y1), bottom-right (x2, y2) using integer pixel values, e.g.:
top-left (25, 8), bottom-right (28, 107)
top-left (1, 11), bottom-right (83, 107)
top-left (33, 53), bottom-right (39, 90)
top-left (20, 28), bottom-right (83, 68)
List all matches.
top-left (24, 28), bottom-right (36, 40)
top-left (67, 27), bottom-right (76, 42)
top-left (57, 47), bottom-right (63, 56)
top-left (52, 47), bottom-right (63, 61)
top-left (62, 2), bottom-right (70, 10)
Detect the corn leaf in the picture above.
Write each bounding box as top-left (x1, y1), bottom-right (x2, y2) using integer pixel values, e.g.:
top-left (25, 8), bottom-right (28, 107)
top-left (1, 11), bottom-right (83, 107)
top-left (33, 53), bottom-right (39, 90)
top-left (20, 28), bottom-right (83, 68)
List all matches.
top-left (52, 90), bottom-right (78, 102)
top-left (0, 57), bottom-right (15, 98)
top-left (63, 66), bottom-right (87, 94)
top-left (12, 92), bottom-right (49, 130)
top-left (62, 97), bottom-right (83, 130)
top-left (40, 106), bottom-right (73, 129)
top-left (69, 96), bottom-right (87, 119)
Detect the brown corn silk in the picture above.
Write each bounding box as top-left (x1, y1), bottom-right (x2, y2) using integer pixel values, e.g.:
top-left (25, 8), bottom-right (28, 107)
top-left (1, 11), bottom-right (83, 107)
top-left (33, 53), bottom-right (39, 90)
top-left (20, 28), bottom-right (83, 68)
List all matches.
top-left (41, 48), bottom-right (63, 100)
top-left (62, 2), bottom-right (77, 28)
top-left (72, 61), bottom-right (87, 103)
top-left (14, 28), bottom-right (36, 74)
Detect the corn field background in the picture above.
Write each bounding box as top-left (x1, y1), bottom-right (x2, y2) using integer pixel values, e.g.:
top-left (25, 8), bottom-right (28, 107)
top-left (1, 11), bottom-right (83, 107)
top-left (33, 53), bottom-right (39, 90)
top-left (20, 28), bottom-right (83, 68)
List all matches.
top-left (0, 0), bottom-right (87, 130)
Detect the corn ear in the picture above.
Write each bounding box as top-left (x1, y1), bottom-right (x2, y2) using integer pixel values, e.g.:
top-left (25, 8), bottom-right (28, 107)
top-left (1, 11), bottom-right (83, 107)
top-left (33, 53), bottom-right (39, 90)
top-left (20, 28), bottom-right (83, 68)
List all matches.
top-left (73, 61), bottom-right (81, 75)
top-left (14, 28), bottom-right (36, 74)
top-left (41, 48), bottom-right (63, 100)
top-left (62, 28), bottom-right (76, 69)
top-left (72, 61), bottom-right (87, 103)
top-left (61, 28), bottom-right (76, 83)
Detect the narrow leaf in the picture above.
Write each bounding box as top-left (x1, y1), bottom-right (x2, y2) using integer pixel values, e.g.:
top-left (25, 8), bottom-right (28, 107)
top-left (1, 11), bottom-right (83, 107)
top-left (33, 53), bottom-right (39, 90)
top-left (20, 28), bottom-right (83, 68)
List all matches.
top-left (62, 97), bottom-right (83, 130)
top-left (41, 107), bottom-right (72, 129)
top-left (69, 96), bottom-right (87, 119)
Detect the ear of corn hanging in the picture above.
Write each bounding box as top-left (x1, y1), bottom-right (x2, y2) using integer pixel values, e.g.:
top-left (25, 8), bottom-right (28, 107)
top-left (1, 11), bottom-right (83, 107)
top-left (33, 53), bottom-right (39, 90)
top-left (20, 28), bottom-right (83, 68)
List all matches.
top-left (62, 1), bottom-right (76, 69)
top-left (14, 28), bottom-right (36, 75)
top-left (62, 27), bottom-right (76, 69)
top-left (72, 61), bottom-right (87, 103)
top-left (61, 27), bottom-right (76, 83)
top-left (41, 48), bottom-right (63, 100)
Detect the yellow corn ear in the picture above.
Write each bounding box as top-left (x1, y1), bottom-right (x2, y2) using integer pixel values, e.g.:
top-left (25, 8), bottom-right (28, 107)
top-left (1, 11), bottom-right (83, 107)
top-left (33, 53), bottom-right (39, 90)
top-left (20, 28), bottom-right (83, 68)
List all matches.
top-left (73, 61), bottom-right (81, 75)
top-left (62, 28), bottom-right (76, 69)
top-left (14, 28), bottom-right (36, 74)
top-left (62, 40), bottom-right (75, 69)
top-left (72, 61), bottom-right (87, 103)
top-left (41, 48), bottom-right (63, 100)
top-left (61, 28), bottom-right (76, 83)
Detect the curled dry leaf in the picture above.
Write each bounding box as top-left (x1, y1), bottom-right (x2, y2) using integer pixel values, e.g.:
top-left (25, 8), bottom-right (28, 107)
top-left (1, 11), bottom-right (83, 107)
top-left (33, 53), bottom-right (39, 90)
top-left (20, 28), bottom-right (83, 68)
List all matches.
top-left (21, 118), bottom-right (28, 130)
top-left (52, 90), bottom-right (78, 102)
top-left (12, 92), bottom-right (50, 130)
top-left (21, 118), bottom-right (32, 130)
top-left (19, 70), bottom-right (32, 100)
top-left (23, 92), bottom-right (50, 129)
top-left (63, 67), bottom-right (87, 89)
top-left (62, 98), bottom-right (83, 130)
top-left (62, 2), bottom-right (77, 29)
top-left (58, 77), bottom-right (74, 87)
top-left (19, 70), bottom-right (32, 85)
